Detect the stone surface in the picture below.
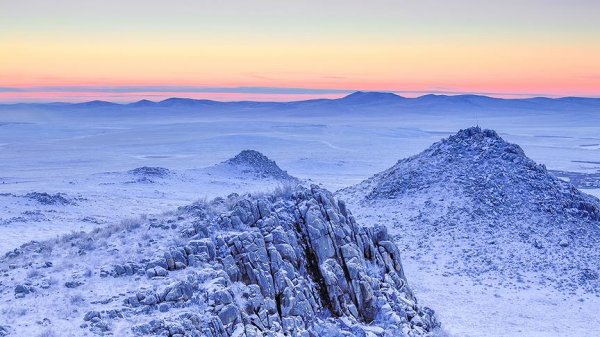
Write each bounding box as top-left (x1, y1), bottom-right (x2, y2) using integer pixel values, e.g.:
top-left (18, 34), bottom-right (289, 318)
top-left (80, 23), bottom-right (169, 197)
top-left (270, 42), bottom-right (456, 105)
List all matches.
top-left (127, 185), bottom-right (439, 336)
top-left (340, 126), bottom-right (600, 293)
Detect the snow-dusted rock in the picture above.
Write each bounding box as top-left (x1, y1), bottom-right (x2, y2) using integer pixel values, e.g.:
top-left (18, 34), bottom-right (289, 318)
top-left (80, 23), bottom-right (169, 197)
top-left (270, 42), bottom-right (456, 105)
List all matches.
top-left (14, 284), bottom-right (31, 298)
top-left (340, 126), bottom-right (600, 293)
top-left (24, 192), bottom-right (73, 205)
top-left (0, 185), bottom-right (438, 336)
top-left (146, 266), bottom-right (169, 278)
top-left (128, 166), bottom-right (171, 177)
top-left (217, 150), bottom-right (298, 182)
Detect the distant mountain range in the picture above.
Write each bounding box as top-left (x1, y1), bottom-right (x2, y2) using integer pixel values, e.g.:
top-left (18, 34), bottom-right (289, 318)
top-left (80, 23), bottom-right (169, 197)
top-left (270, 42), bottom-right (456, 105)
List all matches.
top-left (2, 91), bottom-right (599, 110)
top-left (1, 91), bottom-right (598, 125)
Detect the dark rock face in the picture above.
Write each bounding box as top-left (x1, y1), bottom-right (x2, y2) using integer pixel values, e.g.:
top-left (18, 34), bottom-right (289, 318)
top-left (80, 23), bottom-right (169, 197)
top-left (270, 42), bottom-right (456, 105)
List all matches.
top-left (0, 325), bottom-right (10, 336)
top-left (222, 150), bottom-right (297, 181)
top-left (125, 186), bottom-right (438, 336)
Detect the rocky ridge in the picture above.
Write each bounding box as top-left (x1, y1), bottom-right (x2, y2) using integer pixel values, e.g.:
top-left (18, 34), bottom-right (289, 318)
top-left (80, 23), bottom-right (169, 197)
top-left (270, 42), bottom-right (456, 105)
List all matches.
top-left (0, 186), bottom-right (439, 336)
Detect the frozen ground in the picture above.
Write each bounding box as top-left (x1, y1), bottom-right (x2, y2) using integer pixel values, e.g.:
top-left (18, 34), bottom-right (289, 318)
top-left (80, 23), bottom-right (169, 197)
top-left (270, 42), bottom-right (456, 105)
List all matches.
top-left (337, 127), bottom-right (600, 337)
top-left (0, 94), bottom-right (599, 336)
top-left (0, 158), bottom-right (293, 247)
top-left (352, 201), bottom-right (600, 337)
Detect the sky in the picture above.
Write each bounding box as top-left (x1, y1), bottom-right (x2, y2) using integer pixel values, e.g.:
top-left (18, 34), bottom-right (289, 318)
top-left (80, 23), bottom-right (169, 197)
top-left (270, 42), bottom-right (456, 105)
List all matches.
top-left (1, 0), bottom-right (599, 102)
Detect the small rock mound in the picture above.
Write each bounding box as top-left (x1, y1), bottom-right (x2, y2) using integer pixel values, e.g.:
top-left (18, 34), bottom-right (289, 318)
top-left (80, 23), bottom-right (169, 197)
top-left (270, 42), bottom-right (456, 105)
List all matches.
top-left (24, 192), bottom-right (73, 205)
top-left (128, 166), bottom-right (171, 177)
top-left (221, 150), bottom-right (296, 181)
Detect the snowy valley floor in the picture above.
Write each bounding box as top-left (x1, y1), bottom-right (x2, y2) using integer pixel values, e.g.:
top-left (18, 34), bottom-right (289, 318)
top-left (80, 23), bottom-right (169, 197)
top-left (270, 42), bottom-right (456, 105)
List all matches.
top-left (348, 206), bottom-right (600, 337)
top-left (403, 260), bottom-right (600, 337)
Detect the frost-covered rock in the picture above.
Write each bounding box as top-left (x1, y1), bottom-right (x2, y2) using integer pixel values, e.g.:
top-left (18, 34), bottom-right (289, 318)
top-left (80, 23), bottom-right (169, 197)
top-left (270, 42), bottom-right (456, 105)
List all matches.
top-left (138, 185), bottom-right (438, 336)
top-left (128, 166), bottom-right (171, 177)
top-left (24, 192), bottom-right (73, 205)
top-left (146, 266), bottom-right (169, 278)
top-left (84, 310), bottom-right (101, 321)
top-left (219, 150), bottom-right (298, 181)
top-left (14, 284), bottom-right (31, 298)
top-left (0, 184), bottom-right (438, 336)
top-left (0, 325), bottom-right (10, 336)
top-left (340, 126), bottom-right (600, 292)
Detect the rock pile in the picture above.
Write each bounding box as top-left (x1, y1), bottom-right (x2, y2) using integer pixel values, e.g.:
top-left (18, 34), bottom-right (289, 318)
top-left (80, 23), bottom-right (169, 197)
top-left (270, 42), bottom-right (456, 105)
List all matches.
top-left (353, 127), bottom-right (599, 222)
top-left (24, 192), bottom-right (73, 205)
top-left (221, 150), bottom-right (297, 181)
top-left (128, 167), bottom-right (172, 177)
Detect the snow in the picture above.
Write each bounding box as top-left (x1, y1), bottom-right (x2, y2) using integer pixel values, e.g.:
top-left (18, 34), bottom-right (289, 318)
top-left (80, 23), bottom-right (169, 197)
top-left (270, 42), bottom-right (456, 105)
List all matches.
top-left (403, 261), bottom-right (600, 337)
top-left (0, 94), bottom-right (599, 336)
top-left (0, 163), bottom-right (290, 248)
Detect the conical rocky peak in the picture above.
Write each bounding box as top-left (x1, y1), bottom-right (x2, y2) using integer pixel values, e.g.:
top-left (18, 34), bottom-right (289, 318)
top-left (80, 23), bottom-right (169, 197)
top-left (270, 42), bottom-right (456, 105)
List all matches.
top-left (226, 150), bottom-right (274, 167)
top-left (425, 126), bottom-right (527, 163)
top-left (221, 150), bottom-right (297, 181)
top-left (340, 127), bottom-right (600, 293)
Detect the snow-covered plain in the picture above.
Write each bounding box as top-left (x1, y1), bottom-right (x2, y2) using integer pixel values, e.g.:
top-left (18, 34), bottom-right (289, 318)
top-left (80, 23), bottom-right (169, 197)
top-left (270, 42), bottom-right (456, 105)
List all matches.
top-left (1, 93), bottom-right (599, 336)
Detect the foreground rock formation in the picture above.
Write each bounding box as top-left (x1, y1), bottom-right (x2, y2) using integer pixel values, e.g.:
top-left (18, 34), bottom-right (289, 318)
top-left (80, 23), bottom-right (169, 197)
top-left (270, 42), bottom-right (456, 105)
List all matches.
top-left (0, 185), bottom-right (438, 336)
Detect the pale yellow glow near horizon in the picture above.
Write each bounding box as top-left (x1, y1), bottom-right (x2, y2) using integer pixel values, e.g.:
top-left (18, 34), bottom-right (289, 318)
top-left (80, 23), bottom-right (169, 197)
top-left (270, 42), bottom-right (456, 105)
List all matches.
top-left (1, 0), bottom-right (599, 100)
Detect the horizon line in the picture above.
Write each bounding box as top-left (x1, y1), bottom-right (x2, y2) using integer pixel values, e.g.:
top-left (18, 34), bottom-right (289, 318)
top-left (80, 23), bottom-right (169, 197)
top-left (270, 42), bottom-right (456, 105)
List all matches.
top-left (0, 86), bottom-right (599, 104)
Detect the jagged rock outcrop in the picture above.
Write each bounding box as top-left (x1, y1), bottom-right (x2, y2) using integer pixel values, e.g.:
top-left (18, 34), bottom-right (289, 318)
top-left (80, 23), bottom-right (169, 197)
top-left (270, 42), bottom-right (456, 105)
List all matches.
top-left (127, 185), bottom-right (438, 336)
top-left (340, 126), bottom-right (600, 292)
top-left (0, 185), bottom-right (438, 337)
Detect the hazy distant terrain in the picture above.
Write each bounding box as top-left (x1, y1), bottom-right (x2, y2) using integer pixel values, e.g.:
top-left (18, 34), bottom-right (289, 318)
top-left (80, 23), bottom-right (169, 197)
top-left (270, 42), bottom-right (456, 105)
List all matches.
top-left (1, 93), bottom-right (599, 336)
top-left (1, 93), bottom-right (599, 253)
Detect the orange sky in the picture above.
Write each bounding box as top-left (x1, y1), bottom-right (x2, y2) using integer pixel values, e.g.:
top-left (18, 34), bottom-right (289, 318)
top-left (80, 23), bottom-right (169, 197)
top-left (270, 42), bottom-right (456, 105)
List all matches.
top-left (1, 0), bottom-right (598, 102)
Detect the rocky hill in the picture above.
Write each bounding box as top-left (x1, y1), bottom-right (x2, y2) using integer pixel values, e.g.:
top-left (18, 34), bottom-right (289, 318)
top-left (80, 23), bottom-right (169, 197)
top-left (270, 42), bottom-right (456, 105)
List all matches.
top-left (215, 150), bottom-right (298, 182)
top-left (340, 127), bottom-right (600, 293)
top-left (0, 186), bottom-right (439, 336)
